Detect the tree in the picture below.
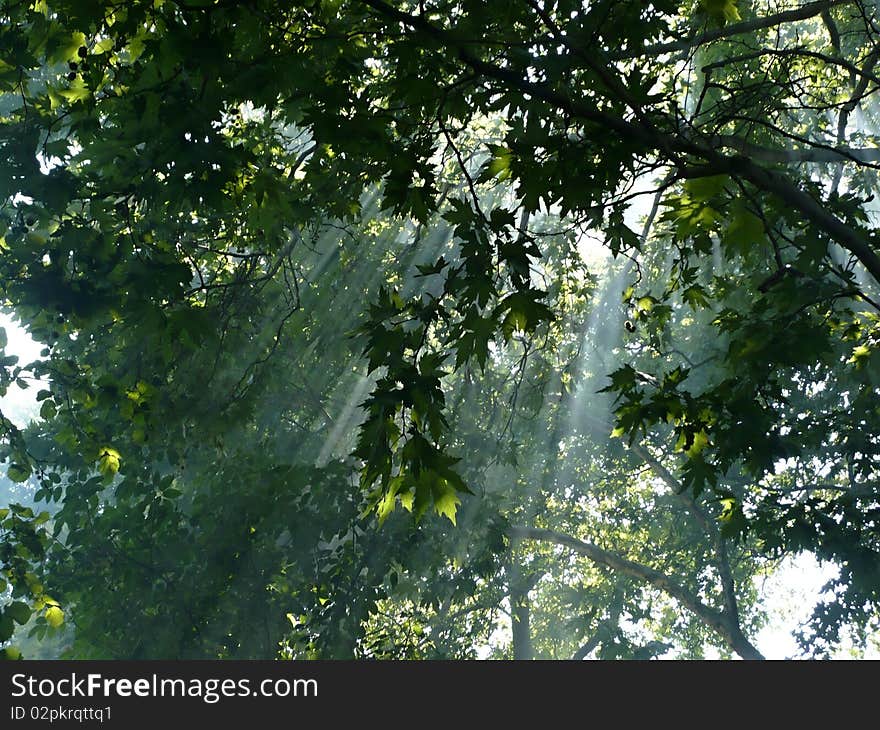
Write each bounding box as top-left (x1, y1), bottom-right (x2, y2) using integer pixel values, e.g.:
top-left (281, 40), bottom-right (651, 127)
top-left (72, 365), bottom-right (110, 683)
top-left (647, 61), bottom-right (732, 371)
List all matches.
top-left (1, 0), bottom-right (879, 658)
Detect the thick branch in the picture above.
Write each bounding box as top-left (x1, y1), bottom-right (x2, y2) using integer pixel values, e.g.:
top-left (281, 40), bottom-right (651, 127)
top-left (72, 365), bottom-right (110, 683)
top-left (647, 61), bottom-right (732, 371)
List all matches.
top-left (572, 633), bottom-right (602, 661)
top-left (726, 159), bottom-right (880, 283)
top-left (509, 525), bottom-right (764, 659)
top-left (572, 602), bottom-right (622, 660)
top-left (711, 134), bottom-right (880, 164)
top-left (615, 0), bottom-right (852, 60)
top-left (510, 582), bottom-right (533, 660)
top-left (359, 0), bottom-right (880, 288)
top-left (715, 534), bottom-right (741, 628)
top-left (700, 48), bottom-right (880, 88)
top-left (630, 442), bottom-right (744, 633)
top-left (629, 441), bottom-right (713, 534)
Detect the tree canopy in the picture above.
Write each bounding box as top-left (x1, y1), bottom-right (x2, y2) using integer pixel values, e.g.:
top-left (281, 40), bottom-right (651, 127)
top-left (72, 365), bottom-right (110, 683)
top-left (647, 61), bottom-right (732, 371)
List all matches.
top-left (1, 0), bottom-right (879, 659)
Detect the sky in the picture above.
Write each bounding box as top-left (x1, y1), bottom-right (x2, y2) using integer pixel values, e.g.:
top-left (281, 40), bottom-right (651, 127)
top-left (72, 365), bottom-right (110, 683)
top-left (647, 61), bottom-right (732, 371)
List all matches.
top-left (0, 310), bottom-right (47, 428)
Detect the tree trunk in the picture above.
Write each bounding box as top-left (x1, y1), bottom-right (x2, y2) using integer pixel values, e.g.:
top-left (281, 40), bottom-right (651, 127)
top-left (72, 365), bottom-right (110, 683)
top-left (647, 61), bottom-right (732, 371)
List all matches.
top-left (510, 581), bottom-right (533, 660)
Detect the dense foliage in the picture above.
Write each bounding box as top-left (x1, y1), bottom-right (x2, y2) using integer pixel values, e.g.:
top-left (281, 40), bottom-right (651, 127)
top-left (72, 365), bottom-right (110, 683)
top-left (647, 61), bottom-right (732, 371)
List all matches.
top-left (1, 0), bottom-right (879, 659)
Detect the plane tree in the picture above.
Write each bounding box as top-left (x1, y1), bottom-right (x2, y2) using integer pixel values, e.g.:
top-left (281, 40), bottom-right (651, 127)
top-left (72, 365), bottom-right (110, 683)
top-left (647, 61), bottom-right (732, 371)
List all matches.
top-left (1, 0), bottom-right (879, 656)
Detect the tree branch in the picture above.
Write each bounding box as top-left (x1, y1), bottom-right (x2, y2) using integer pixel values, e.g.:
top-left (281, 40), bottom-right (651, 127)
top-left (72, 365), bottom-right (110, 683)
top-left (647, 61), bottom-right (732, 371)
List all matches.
top-left (509, 525), bottom-right (764, 659)
top-left (359, 0), bottom-right (880, 288)
top-left (710, 134), bottom-right (880, 164)
top-left (613, 0), bottom-right (852, 60)
top-left (629, 441), bottom-right (745, 634)
top-left (572, 602), bottom-right (622, 660)
top-left (572, 629), bottom-right (602, 661)
top-left (700, 47), bottom-right (880, 88)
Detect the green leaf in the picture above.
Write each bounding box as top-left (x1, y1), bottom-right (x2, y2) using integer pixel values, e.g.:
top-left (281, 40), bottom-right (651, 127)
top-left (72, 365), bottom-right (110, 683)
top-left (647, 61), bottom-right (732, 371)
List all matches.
top-left (685, 429), bottom-right (709, 457)
top-left (497, 291), bottom-right (554, 339)
top-left (57, 77), bottom-right (91, 105)
top-left (723, 202), bottom-right (765, 256)
top-left (7, 602), bottom-right (31, 625)
top-left (718, 497), bottom-right (737, 522)
top-left (718, 497), bottom-right (748, 538)
top-left (376, 475), bottom-right (405, 525)
top-left (48, 31), bottom-right (87, 64)
top-left (848, 344), bottom-right (871, 368)
top-left (480, 146), bottom-right (513, 182)
top-left (684, 175), bottom-right (728, 202)
top-left (682, 285), bottom-right (710, 309)
top-left (93, 38), bottom-right (115, 55)
top-left (433, 483), bottom-right (461, 526)
top-left (97, 447), bottom-right (121, 477)
top-left (699, 0), bottom-right (741, 23)
top-left (601, 365), bottom-right (637, 392)
top-left (7, 464), bottom-right (31, 483)
top-left (45, 605), bottom-right (64, 629)
top-left (0, 614), bottom-right (13, 642)
top-left (39, 400), bottom-right (57, 420)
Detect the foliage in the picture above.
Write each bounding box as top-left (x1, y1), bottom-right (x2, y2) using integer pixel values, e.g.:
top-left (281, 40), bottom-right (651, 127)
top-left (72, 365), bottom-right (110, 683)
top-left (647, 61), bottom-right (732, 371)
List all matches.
top-left (0, 0), bottom-right (879, 658)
